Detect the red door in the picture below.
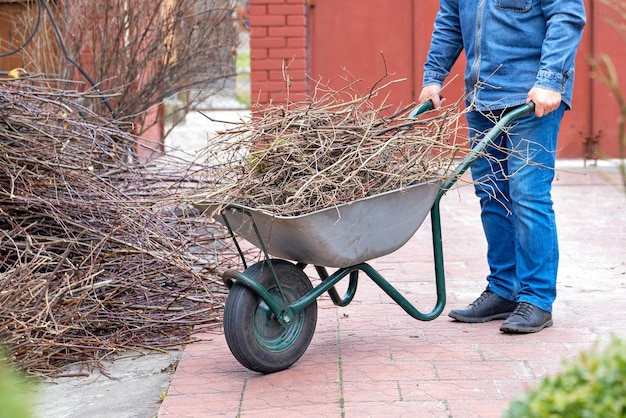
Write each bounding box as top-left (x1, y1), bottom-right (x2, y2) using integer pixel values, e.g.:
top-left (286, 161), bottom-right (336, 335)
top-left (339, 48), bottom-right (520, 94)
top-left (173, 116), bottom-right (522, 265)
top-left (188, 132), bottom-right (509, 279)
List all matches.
top-left (308, 0), bottom-right (415, 112)
top-left (309, 0), bottom-right (458, 110)
top-left (587, 0), bottom-right (625, 158)
top-left (307, 0), bottom-right (626, 158)
top-left (307, 0), bottom-right (465, 114)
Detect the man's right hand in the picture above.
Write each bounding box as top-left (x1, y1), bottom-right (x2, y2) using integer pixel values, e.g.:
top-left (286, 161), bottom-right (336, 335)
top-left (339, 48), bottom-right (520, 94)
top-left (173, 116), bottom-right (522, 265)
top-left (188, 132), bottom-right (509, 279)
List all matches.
top-left (418, 85), bottom-right (445, 109)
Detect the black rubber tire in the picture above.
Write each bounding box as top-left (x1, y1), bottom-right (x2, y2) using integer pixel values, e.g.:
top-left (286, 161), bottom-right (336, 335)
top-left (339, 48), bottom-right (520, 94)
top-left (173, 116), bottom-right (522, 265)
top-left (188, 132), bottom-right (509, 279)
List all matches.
top-left (223, 259), bottom-right (317, 373)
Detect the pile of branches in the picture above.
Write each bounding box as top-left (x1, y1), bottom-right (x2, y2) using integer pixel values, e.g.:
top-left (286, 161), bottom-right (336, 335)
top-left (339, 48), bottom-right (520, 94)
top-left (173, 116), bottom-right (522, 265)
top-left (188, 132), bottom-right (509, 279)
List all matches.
top-left (195, 81), bottom-right (468, 216)
top-left (0, 80), bottom-right (235, 377)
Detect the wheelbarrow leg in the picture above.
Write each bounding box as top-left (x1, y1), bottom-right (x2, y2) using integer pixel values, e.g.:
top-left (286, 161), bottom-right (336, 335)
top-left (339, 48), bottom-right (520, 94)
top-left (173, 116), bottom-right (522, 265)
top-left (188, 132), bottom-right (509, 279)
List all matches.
top-left (429, 197), bottom-right (447, 318)
top-left (357, 196), bottom-right (447, 321)
top-left (314, 265), bottom-right (358, 307)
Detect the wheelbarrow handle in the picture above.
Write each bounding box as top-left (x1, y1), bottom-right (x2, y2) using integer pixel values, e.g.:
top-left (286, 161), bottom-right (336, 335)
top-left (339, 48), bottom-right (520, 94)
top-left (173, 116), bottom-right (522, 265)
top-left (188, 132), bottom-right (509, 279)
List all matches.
top-left (437, 101), bottom-right (536, 197)
top-left (408, 97), bottom-right (439, 119)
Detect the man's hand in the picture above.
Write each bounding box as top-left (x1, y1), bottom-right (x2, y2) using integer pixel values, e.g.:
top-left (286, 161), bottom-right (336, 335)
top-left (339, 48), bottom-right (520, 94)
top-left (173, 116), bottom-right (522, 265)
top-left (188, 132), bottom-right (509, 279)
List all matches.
top-left (527, 87), bottom-right (562, 117)
top-left (418, 85), bottom-right (445, 109)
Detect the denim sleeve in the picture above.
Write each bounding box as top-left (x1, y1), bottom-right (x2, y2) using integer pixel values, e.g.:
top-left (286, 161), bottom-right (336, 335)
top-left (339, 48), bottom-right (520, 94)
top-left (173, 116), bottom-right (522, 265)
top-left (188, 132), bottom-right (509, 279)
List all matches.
top-left (422, 0), bottom-right (464, 87)
top-left (536, 0), bottom-right (586, 92)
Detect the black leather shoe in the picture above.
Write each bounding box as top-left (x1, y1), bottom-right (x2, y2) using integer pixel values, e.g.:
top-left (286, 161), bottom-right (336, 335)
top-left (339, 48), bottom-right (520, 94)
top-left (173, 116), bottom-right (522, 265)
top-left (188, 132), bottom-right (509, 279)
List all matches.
top-left (448, 290), bottom-right (518, 323)
top-left (500, 302), bottom-right (553, 333)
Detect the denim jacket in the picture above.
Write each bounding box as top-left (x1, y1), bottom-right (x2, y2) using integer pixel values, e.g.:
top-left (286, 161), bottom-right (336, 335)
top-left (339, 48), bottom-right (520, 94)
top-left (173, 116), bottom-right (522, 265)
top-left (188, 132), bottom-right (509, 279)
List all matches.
top-left (423, 0), bottom-right (586, 110)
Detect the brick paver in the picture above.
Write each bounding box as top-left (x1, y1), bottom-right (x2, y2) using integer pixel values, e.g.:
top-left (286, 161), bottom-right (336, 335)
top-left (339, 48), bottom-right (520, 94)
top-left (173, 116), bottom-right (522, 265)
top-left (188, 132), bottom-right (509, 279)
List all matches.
top-left (159, 164), bottom-right (625, 417)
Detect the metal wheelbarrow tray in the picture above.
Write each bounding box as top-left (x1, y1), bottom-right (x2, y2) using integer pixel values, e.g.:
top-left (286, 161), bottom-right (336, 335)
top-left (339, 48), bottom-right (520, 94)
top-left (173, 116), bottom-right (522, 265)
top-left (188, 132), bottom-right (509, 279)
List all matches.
top-left (193, 103), bottom-right (535, 374)
top-left (193, 178), bottom-right (441, 269)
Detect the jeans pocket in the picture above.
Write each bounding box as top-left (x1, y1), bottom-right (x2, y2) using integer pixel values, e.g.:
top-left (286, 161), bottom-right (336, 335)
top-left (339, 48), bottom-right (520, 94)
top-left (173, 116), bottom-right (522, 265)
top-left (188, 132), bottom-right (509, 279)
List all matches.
top-left (494, 0), bottom-right (531, 12)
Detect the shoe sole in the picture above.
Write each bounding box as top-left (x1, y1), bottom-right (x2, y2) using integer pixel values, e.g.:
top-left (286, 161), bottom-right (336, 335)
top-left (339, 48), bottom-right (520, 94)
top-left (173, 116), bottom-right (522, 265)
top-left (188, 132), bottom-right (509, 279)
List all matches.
top-left (500, 319), bottom-right (554, 334)
top-left (448, 311), bottom-right (513, 323)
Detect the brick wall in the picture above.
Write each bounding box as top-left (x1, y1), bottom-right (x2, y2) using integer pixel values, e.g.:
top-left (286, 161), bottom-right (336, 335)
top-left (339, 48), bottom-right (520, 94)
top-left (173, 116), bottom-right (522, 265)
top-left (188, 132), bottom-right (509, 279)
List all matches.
top-left (248, 0), bottom-right (308, 105)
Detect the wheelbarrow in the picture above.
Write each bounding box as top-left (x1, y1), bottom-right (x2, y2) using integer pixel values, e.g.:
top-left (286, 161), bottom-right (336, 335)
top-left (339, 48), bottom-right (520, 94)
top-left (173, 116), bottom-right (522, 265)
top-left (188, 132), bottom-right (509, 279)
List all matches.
top-left (193, 102), bottom-right (535, 374)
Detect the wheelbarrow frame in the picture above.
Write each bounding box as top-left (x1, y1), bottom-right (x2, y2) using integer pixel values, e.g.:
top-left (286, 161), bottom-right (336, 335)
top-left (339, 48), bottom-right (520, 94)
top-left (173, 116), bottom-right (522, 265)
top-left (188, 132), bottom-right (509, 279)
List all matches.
top-left (199, 102), bottom-right (535, 373)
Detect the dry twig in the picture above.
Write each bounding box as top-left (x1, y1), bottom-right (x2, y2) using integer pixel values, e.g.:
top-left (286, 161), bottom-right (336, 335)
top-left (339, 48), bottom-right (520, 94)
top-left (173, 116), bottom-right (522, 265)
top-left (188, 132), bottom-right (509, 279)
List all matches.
top-left (193, 81), bottom-right (469, 215)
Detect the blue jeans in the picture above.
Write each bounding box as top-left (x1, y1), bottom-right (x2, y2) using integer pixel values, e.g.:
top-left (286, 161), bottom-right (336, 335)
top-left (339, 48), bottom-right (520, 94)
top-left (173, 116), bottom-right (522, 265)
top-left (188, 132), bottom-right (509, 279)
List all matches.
top-left (466, 103), bottom-right (565, 312)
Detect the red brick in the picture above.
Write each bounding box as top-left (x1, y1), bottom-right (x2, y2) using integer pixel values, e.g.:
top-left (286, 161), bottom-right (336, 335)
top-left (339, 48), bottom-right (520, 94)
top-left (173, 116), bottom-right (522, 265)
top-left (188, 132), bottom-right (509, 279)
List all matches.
top-left (286, 80), bottom-right (308, 91)
top-left (250, 71), bottom-right (269, 83)
top-left (270, 90), bottom-right (310, 102)
top-left (253, 57), bottom-right (306, 71)
top-left (284, 57), bottom-right (307, 69)
top-left (268, 47), bottom-right (307, 59)
top-left (268, 4), bottom-right (305, 15)
top-left (253, 14), bottom-right (286, 26)
top-left (252, 58), bottom-right (288, 71)
top-left (251, 89), bottom-right (270, 103)
top-left (256, 0), bottom-right (288, 4)
top-left (253, 79), bottom-right (291, 91)
top-left (267, 70), bottom-right (306, 85)
top-left (248, 4), bottom-right (267, 15)
top-left (250, 36), bottom-right (286, 49)
top-left (269, 69), bottom-right (290, 81)
top-left (268, 26), bottom-right (305, 38)
top-left (250, 49), bottom-right (268, 60)
top-left (275, 59), bottom-right (307, 73)
top-left (287, 37), bottom-right (306, 48)
top-left (249, 26), bottom-right (268, 38)
top-left (287, 15), bottom-right (306, 26)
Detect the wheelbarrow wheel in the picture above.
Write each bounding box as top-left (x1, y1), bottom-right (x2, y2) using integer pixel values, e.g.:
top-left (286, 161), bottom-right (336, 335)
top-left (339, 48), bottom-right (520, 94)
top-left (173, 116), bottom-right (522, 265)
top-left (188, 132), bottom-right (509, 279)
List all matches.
top-left (223, 259), bottom-right (317, 373)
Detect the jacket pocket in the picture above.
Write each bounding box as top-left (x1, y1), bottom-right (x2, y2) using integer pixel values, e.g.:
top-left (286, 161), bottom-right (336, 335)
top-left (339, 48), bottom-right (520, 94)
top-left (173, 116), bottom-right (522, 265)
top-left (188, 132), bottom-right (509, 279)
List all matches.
top-left (494, 0), bottom-right (531, 12)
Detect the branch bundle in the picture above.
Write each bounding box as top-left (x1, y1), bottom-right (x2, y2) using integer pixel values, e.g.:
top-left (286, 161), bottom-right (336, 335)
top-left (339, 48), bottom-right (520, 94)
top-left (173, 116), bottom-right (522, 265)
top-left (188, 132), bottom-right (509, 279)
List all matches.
top-left (0, 80), bottom-right (236, 377)
top-left (196, 83), bottom-right (468, 215)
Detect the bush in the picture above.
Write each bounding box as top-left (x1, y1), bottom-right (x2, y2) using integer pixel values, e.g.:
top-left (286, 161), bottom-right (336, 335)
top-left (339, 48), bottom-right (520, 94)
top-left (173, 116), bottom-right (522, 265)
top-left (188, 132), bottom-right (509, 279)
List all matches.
top-left (503, 336), bottom-right (626, 418)
top-left (0, 350), bottom-right (35, 418)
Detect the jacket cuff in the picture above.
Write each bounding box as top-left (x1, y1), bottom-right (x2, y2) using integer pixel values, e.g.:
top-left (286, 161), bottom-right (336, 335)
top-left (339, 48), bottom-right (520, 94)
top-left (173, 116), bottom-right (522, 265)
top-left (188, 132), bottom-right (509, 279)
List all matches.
top-left (534, 69), bottom-right (572, 93)
top-left (423, 71), bottom-right (446, 87)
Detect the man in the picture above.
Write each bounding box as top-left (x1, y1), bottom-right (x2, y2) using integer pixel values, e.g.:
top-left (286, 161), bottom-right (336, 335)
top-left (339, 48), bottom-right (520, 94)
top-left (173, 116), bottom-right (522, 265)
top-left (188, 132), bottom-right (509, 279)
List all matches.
top-left (418, 0), bottom-right (586, 333)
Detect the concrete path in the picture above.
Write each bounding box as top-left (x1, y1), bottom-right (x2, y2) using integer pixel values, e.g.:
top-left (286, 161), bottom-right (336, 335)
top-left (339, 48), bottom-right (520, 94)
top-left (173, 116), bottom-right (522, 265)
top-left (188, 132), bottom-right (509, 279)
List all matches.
top-left (158, 163), bottom-right (626, 417)
top-left (35, 350), bottom-right (181, 418)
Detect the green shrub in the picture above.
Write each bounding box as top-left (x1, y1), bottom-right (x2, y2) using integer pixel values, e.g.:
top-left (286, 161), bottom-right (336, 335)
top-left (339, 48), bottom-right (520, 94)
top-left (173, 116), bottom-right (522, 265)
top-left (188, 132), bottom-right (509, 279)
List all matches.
top-left (503, 336), bottom-right (626, 418)
top-left (0, 350), bottom-right (34, 418)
